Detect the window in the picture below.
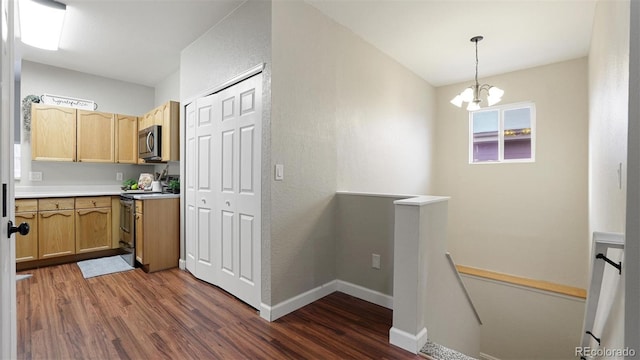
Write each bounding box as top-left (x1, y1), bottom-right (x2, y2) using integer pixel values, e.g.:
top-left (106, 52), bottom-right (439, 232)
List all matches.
top-left (470, 102), bottom-right (535, 164)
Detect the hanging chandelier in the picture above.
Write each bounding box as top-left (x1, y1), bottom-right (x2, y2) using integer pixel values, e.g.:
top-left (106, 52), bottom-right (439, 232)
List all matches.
top-left (450, 35), bottom-right (504, 111)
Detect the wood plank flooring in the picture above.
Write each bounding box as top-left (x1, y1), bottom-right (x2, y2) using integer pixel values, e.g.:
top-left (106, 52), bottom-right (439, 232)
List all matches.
top-left (17, 263), bottom-right (420, 359)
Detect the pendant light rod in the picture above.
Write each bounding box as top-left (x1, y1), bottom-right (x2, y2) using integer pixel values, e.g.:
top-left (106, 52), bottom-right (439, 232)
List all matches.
top-left (471, 35), bottom-right (483, 89)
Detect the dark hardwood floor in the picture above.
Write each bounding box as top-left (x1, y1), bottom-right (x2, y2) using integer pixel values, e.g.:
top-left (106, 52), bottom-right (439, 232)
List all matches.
top-left (17, 263), bottom-right (420, 359)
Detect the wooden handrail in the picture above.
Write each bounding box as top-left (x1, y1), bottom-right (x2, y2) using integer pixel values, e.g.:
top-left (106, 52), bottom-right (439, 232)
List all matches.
top-left (456, 264), bottom-right (587, 299)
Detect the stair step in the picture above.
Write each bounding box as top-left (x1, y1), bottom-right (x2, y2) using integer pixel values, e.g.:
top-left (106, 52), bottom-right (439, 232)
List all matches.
top-left (419, 340), bottom-right (477, 360)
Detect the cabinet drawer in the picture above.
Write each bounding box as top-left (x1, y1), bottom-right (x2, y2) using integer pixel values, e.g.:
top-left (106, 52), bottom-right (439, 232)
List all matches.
top-left (15, 199), bottom-right (38, 212)
top-left (75, 196), bottom-right (111, 209)
top-left (135, 200), bottom-right (143, 214)
top-left (38, 198), bottom-right (74, 211)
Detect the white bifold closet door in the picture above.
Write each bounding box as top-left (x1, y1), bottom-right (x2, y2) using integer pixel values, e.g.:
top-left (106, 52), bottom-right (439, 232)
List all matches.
top-left (186, 73), bottom-right (262, 310)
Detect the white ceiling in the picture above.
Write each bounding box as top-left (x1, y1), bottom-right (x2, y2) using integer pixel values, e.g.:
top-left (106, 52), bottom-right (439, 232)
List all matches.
top-left (18, 0), bottom-right (598, 88)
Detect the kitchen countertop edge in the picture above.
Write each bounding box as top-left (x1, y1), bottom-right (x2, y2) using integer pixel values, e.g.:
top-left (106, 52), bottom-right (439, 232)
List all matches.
top-left (16, 185), bottom-right (125, 199)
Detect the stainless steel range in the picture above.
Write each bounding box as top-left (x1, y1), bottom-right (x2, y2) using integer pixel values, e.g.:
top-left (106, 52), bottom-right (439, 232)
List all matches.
top-left (119, 195), bottom-right (135, 266)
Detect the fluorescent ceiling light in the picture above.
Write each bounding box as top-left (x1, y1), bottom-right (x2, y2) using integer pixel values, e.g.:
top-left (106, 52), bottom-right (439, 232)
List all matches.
top-left (19, 0), bottom-right (66, 51)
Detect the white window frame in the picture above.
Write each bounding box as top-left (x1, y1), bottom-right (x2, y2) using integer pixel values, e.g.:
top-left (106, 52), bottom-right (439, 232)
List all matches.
top-left (469, 101), bottom-right (536, 164)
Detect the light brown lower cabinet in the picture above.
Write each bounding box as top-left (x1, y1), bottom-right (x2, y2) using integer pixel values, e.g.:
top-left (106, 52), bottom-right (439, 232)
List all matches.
top-left (135, 198), bottom-right (179, 272)
top-left (38, 198), bottom-right (75, 259)
top-left (15, 199), bottom-right (38, 263)
top-left (75, 197), bottom-right (112, 253)
top-left (16, 196), bottom-right (119, 264)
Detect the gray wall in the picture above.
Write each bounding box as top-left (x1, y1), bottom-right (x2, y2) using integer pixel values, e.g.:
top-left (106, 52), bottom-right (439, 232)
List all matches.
top-left (181, 0), bottom-right (437, 307)
top-left (154, 69), bottom-right (180, 107)
top-left (588, 0), bottom-right (631, 352)
top-left (18, 61), bottom-right (155, 186)
top-left (180, 0), bottom-right (273, 303)
top-left (626, 0), bottom-right (640, 354)
top-left (270, 0), bottom-right (436, 305)
top-left (335, 194), bottom-right (400, 296)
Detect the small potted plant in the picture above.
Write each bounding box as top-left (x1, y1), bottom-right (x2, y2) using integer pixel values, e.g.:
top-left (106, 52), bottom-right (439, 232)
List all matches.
top-left (168, 179), bottom-right (180, 194)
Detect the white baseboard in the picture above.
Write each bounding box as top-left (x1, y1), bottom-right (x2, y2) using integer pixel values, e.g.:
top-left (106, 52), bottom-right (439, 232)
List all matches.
top-left (178, 259), bottom-right (186, 270)
top-left (258, 279), bottom-right (394, 322)
top-left (336, 280), bottom-right (393, 309)
top-left (479, 352), bottom-right (502, 360)
top-left (389, 326), bottom-right (428, 354)
top-left (261, 280), bottom-right (338, 321)
top-left (480, 353), bottom-right (500, 360)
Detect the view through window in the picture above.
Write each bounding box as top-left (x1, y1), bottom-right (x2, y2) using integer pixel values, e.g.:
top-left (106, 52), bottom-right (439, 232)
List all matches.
top-left (470, 103), bottom-right (535, 164)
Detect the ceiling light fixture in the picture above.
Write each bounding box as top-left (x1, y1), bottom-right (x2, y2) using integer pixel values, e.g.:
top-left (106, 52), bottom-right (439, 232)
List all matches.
top-left (19, 0), bottom-right (66, 51)
top-left (450, 35), bottom-right (504, 111)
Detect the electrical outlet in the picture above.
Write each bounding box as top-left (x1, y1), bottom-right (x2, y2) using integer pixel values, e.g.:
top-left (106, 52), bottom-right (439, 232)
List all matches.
top-left (29, 171), bottom-right (42, 181)
top-left (116, 172), bottom-right (123, 181)
top-left (372, 253), bottom-right (381, 270)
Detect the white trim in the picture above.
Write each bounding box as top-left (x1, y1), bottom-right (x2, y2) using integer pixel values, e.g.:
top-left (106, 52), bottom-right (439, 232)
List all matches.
top-left (469, 101), bottom-right (536, 164)
top-left (182, 63), bottom-right (265, 107)
top-left (479, 352), bottom-right (502, 360)
top-left (389, 326), bottom-right (428, 354)
top-left (261, 280), bottom-right (338, 321)
top-left (336, 280), bottom-right (393, 309)
top-left (257, 279), bottom-right (395, 321)
top-left (178, 258), bottom-right (186, 270)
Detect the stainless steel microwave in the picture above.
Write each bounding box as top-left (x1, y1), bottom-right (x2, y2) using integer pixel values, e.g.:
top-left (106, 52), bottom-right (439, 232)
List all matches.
top-left (139, 125), bottom-right (162, 161)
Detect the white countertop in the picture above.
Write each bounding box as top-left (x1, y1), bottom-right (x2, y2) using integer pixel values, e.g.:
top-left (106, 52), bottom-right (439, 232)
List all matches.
top-left (121, 192), bottom-right (180, 200)
top-left (15, 186), bottom-right (181, 200)
top-left (15, 185), bottom-right (123, 199)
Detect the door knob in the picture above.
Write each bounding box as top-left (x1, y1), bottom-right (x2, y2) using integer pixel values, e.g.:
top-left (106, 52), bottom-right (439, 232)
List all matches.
top-left (7, 221), bottom-right (30, 238)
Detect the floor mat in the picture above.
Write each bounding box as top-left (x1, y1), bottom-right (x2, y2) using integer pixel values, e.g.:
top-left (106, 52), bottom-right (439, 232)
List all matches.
top-left (77, 255), bottom-right (134, 279)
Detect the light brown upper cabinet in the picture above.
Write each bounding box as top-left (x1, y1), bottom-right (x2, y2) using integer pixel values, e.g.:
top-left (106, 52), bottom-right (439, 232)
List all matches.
top-left (77, 110), bottom-right (115, 163)
top-left (115, 114), bottom-right (138, 164)
top-left (31, 104), bottom-right (77, 161)
top-left (139, 100), bottom-right (180, 162)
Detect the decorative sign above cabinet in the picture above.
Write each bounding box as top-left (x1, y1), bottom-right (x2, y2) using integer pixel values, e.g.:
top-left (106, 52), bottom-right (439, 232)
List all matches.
top-left (40, 94), bottom-right (97, 111)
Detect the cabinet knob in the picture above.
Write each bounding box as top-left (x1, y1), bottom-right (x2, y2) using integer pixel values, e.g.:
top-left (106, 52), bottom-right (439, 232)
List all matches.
top-left (92, 200), bottom-right (96, 206)
top-left (225, 201), bottom-right (231, 207)
top-left (55, 203), bottom-right (59, 209)
top-left (201, 198), bottom-right (206, 204)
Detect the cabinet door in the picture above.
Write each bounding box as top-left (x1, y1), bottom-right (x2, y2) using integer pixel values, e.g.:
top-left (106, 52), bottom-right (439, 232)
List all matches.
top-left (75, 208), bottom-right (111, 253)
top-left (31, 104), bottom-right (76, 161)
top-left (135, 208), bottom-right (144, 264)
top-left (77, 110), bottom-right (115, 163)
top-left (15, 212), bottom-right (38, 263)
top-left (161, 101), bottom-right (180, 161)
top-left (139, 112), bottom-right (154, 132)
top-left (116, 114), bottom-right (138, 164)
top-left (38, 210), bottom-right (75, 259)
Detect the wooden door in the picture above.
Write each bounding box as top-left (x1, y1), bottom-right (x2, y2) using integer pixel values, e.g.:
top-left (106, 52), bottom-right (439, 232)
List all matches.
top-left (186, 95), bottom-right (217, 284)
top-left (38, 210), bottom-right (75, 259)
top-left (15, 199), bottom-right (38, 262)
top-left (75, 197), bottom-right (112, 253)
top-left (135, 201), bottom-right (144, 265)
top-left (214, 73), bottom-right (262, 309)
top-left (77, 110), bottom-right (115, 162)
top-left (31, 104), bottom-right (76, 161)
top-left (116, 114), bottom-right (138, 164)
